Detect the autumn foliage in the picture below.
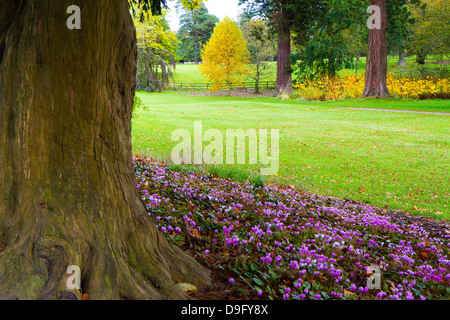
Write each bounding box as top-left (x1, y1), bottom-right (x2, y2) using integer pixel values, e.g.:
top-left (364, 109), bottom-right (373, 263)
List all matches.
top-left (200, 17), bottom-right (250, 91)
top-left (295, 73), bottom-right (450, 101)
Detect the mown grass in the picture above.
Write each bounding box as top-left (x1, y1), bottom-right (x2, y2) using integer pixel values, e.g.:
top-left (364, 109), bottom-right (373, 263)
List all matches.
top-left (172, 62), bottom-right (278, 84)
top-left (132, 91), bottom-right (450, 219)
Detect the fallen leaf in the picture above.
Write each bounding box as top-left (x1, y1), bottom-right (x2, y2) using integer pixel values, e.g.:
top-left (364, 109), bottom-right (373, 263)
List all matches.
top-left (176, 282), bottom-right (198, 293)
top-left (387, 280), bottom-right (396, 291)
top-left (419, 249), bottom-right (430, 259)
top-left (343, 290), bottom-right (355, 297)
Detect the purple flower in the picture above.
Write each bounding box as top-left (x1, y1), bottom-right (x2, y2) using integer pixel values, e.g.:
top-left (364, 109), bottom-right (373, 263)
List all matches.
top-left (229, 278), bottom-right (235, 285)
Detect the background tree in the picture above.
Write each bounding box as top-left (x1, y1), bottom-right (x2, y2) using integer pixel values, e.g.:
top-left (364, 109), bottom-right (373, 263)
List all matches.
top-left (410, 0), bottom-right (450, 64)
top-left (239, 0), bottom-right (323, 96)
top-left (363, 0), bottom-right (389, 97)
top-left (292, 0), bottom-right (363, 80)
top-left (363, 0), bottom-right (423, 97)
top-left (176, 2), bottom-right (219, 63)
top-left (134, 9), bottom-right (180, 91)
top-left (342, 24), bottom-right (368, 75)
top-left (0, 0), bottom-right (209, 300)
top-left (240, 18), bottom-right (277, 93)
top-left (199, 17), bottom-right (250, 92)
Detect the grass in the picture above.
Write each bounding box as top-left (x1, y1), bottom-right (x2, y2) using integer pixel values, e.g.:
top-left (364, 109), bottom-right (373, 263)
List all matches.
top-left (172, 61), bottom-right (277, 84)
top-left (132, 91), bottom-right (450, 219)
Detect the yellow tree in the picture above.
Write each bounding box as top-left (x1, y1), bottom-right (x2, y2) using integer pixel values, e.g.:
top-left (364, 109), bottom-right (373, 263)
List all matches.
top-left (200, 17), bottom-right (250, 91)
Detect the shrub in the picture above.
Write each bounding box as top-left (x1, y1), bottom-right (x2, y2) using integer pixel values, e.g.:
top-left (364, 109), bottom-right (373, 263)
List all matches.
top-left (294, 72), bottom-right (450, 100)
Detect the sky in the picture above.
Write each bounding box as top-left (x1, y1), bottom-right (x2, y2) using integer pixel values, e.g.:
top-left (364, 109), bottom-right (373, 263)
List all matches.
top-left (166, 0), bottom-right (241, 31)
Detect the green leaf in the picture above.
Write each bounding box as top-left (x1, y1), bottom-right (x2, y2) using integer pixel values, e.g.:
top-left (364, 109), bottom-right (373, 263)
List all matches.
top-left (253, 278), bottom-right (265, 286)
top-left (250, 263), bottom-right (259, 271)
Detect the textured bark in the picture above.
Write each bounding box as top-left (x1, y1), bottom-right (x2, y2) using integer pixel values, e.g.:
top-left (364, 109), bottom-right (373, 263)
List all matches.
top-left (362, 0), bottom-right (389, 98)
top-left (275, 3), bottom-right (293, 96)
top-left (0, 0), bottom-right (209, 300)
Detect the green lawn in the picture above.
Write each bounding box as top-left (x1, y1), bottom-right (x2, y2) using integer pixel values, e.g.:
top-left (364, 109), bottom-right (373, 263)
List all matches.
top-left (172, 62), bottom-right (277, 84)
top-left (132, 91), bottom-right (450, 219)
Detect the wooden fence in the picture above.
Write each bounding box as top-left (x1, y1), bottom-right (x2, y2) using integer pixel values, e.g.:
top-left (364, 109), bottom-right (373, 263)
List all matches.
top-left (168, 81), bottom-right (276, 92)
top-left (390, 66), bottom-right (449, 78)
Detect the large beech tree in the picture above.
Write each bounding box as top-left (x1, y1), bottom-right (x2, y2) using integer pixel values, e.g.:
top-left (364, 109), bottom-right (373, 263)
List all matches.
top-left (0, 0), bottom-right (209, 300)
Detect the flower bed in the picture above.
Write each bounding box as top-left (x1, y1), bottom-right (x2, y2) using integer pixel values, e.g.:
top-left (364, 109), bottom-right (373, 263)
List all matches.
top-left (134, 157), bottom-right (450, 300)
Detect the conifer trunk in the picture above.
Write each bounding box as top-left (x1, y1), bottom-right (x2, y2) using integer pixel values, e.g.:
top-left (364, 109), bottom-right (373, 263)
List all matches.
top-left (362, 0), bottom-right (389, 98)
top-left (275, 2), bottom-right (293, 96)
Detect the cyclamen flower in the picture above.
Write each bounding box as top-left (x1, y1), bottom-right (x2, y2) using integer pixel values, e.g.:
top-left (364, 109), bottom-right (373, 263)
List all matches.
top-left (289, 260), bottom-right (299, 270)
top-left (229, 278), bottom-right (235, 285)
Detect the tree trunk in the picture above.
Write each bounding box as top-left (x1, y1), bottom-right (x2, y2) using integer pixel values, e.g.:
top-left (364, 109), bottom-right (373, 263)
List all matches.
top-left (275, 3), bottom-right (293, 96)
top-left (362, 0), bottom-right (389, 98)
top-left (0, 0), bottom-right (209, 300)
top-left (194, 43), bottom-right (199, 64)
top-left (255, 62), bottom-right (261, 94)
top-left (355, 54), bottom-right (360, 75)
top-left (397, 49), bottom-right (407, 67)
top-left (416, 50), bottom-right (426, 65)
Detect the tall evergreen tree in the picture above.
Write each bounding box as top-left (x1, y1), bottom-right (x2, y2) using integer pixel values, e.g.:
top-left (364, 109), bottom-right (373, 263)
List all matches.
top-left (176, 2), bottom-right (219, 63)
